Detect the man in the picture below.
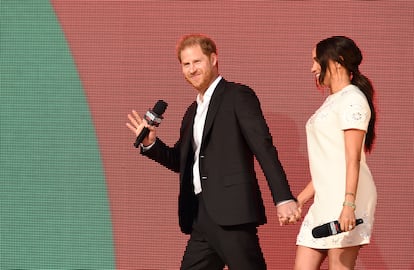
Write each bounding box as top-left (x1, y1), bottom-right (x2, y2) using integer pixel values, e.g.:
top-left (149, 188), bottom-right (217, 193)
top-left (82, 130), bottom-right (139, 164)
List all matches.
top-left (127, 34), bottom-right (300, 270)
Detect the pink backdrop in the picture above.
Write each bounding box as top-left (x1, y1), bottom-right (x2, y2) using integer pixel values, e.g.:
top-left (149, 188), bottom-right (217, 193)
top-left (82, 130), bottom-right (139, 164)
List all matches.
top-left (52, 1), bottom-right (413, 269)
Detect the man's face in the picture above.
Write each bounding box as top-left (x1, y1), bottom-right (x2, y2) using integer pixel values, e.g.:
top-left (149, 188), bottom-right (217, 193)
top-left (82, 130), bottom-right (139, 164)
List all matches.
top-left (180, 44), bottom-right (218, 94)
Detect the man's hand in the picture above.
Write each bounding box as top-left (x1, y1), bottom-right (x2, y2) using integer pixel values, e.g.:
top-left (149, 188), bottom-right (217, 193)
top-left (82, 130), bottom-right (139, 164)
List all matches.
top-left (277, 201), bottom-right (301, 226)
top-left (126, 110), bottom-right (156, 146)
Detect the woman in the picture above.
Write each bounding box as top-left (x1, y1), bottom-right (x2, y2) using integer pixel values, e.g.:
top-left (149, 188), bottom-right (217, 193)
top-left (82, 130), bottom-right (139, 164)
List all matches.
top-left (294, 36), bottom-right (377, 270)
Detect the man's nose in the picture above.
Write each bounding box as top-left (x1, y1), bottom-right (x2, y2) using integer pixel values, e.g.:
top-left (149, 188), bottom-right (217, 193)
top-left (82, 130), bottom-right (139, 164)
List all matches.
top-left (189, 64), bottom-right (196, 73)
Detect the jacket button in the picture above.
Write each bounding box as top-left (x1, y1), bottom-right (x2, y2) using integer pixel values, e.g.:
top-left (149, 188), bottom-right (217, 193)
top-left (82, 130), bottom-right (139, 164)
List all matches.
top-left (201, 176), bottom-right (207, 180)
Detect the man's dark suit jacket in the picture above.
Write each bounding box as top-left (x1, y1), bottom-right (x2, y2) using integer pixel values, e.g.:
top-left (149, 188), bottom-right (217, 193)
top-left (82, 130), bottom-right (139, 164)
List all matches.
top-left (142, 78), bottom-right (295, 234)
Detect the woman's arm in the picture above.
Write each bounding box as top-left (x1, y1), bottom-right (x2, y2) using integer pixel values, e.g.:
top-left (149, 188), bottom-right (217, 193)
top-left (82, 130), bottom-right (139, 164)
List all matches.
top-left (297, 181), bottom-right (315, 212)
top-left (339, 128), bottom-right (365, 231)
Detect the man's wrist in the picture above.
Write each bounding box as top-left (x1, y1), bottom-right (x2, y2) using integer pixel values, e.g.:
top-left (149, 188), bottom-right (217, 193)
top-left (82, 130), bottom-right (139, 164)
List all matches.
top-left (141, 141), bottom-right (155, 151)
top-left (276, 199), bottom-right (295, 207)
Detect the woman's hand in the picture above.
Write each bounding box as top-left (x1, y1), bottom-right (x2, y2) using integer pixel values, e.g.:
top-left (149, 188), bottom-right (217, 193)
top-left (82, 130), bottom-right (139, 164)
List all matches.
top-left (339, 202), bottom-right (357, 232)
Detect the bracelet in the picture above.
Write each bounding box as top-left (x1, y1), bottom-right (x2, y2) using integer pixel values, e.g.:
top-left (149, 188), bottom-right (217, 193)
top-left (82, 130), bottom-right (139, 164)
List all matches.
top-left (343, 201), bottom-right (356, 210)
top-left (345, 192), bottom-right (355, 197)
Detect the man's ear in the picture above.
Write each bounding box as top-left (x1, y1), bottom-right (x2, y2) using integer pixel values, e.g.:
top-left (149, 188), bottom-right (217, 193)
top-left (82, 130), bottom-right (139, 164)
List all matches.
top-left (210, 53), bottom-right (218, 66)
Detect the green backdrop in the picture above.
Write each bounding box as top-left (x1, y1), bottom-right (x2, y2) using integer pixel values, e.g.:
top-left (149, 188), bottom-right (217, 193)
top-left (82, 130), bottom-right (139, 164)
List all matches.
top-left (0, 1), bottom-right (115, 269)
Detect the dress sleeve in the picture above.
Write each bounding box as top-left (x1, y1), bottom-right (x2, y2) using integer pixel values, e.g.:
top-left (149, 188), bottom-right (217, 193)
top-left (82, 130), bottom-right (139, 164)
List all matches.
top-left (339, 89), bottom-right (371, 131)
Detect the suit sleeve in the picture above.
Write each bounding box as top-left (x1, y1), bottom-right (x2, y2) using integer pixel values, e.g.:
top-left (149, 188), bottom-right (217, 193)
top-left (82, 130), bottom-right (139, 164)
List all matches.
top-left (140, 101), bottom-right (196, 174)
top-left (234, 85), bottom-right (296, 204)
top-left (141, 138), bottom-right (181, 173)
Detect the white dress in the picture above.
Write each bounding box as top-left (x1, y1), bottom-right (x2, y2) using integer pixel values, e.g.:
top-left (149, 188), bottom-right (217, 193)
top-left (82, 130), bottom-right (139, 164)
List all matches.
top-left (296, 84), bottom-right (377, 249)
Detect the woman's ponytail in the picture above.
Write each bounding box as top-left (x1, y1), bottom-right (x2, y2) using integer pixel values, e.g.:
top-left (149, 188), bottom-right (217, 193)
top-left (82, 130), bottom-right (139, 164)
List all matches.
top-left (351, 71), bottom-right (376, 153)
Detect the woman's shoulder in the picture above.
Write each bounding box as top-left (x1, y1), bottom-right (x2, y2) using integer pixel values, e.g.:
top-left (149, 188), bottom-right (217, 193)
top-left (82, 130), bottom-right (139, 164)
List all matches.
top-left (341, 84), bottom-right (365, 97)
top-left (339, 84), bottom-right (368, 104)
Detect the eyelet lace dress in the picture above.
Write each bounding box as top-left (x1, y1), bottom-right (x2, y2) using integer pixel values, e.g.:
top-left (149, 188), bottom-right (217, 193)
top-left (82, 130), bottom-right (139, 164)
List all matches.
top-left (296, 85), bottom-right (377, 249)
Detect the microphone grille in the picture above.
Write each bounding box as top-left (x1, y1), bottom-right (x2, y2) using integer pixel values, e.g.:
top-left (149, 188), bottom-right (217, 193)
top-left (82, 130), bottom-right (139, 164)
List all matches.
top-left (153, 100), bottom-right (168, 115)
top-left (312, 222), bottom-right (332, 238)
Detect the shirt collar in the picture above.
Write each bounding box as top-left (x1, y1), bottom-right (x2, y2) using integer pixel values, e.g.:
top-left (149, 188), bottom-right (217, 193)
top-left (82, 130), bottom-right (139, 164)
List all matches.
top-left (197, 76), bottom-right (222, 104)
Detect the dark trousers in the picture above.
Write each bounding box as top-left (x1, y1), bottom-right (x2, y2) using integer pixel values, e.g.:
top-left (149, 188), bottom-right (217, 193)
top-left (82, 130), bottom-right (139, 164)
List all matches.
top-left (180, 194), bottom-right (266, 270)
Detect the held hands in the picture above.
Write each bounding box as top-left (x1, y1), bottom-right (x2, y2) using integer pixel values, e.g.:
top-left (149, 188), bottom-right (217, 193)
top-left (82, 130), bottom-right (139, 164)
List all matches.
top-left (126, 110), bottom-right (156, 146)
top-left (277, 201), bottom-right (302, 226)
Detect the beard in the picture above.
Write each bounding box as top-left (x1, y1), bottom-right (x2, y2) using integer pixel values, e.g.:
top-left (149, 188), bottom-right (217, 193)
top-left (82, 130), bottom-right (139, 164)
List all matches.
top-left (185, 70), bottom-right (215, 93)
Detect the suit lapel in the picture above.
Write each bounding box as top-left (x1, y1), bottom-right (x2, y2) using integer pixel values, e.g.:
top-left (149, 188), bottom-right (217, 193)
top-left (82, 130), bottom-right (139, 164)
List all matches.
top-left (201, 79), bottom-right (226, 148)
top-left (180, 102), bottom-right (197, 172)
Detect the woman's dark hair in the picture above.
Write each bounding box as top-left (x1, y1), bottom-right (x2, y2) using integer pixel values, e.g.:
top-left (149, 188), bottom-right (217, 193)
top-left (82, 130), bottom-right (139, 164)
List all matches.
top-left (316, 36), bottom-right (376, 152)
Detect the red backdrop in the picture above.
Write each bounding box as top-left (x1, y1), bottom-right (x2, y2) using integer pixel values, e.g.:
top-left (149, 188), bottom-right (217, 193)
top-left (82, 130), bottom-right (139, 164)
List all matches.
top-left (52, 1), bottom-right (413, 269)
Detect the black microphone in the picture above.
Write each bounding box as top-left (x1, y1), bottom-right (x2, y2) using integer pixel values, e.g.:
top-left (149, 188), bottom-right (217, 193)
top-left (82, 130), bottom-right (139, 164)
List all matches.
top-left (312, 218), bottom-right (363, 238)
top-left (133, 100), bottom-right (168, 148)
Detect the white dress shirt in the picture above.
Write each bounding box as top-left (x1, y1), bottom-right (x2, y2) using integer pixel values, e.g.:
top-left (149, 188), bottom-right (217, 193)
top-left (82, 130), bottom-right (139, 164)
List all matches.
top-left (192, 76), bottom-right (222, 194)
